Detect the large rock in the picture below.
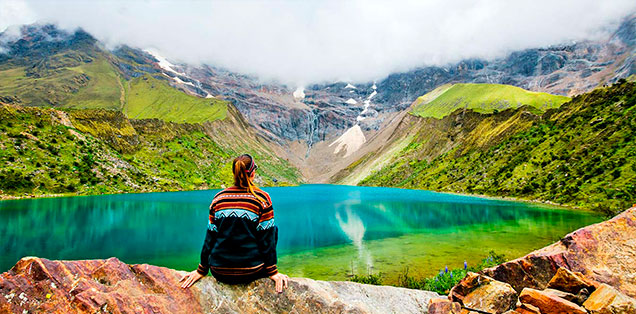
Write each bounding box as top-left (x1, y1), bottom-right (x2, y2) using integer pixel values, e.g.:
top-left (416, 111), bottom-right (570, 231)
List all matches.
top-left (449, 272), bottom-right (517, 313)
top-left (583, 283), bottom-right (636, 314)
top-left (482, 207), bottom-right (636, 297)
top-left (0, 257), bottom-right (440, 314)
top-left (518, 288), bottom-right (587, 314)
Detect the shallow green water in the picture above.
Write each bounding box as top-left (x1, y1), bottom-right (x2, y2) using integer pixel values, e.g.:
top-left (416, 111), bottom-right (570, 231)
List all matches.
top-left (0, 185), bottom-right (602, 283)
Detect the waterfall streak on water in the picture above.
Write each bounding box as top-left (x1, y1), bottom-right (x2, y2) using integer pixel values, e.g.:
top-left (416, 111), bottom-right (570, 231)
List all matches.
top-left (335, 206), bottom-right (373, 272)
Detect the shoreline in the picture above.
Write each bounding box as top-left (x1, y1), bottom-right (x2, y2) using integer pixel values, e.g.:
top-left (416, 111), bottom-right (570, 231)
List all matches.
top-left (0, 182), bottom-right (293, 202)
top-left (1, 183), bottom-right (588, 213)
top-left (438, 190), bottom-right (587, 212)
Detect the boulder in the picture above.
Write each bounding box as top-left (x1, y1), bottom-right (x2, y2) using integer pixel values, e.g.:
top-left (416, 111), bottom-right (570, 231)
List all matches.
top-left (519, 288), bottom-right (587, 314)
top-left (428, 297), bottom-right (462, 314)
top-left (482, 207), bottom-right (636, 297)
top-left (450, 272), bottom-right (517, 313)
top-left (0, 257), bottom-right (440, 314)
top-left (547, 267), bottom-right (596, 294)
top-left (583, 283), bottom-right (636, 314)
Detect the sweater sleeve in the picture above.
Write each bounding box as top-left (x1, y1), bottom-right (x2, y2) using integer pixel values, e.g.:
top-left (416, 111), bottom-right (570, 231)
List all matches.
top-left (197, 205), bottom-right (218, 276)
top-left (256, 203), bottom-right (278, 276)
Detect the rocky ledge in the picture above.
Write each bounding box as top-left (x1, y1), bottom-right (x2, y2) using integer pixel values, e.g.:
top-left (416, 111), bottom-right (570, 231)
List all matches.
top-left (0, 257), bottom-right (439, 313)
top-left (431, 206), bottom-right (636, 314)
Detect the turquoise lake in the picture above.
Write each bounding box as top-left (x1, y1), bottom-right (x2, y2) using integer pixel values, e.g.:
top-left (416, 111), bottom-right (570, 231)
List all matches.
top-left (0, 185), bottom-right (602, 283)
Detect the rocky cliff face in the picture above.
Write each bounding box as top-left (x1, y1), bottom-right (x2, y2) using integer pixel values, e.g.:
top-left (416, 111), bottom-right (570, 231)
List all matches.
top-left (0, 257), bottom-right (439, 314)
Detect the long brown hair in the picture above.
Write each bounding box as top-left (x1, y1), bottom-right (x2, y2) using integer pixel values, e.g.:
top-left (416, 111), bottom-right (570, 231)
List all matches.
top-left (232, 154), bottom-right (265, 204)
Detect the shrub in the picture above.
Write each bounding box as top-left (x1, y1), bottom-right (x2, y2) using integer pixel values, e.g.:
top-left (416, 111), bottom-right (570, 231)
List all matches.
top-left (396, 251), bottom-right (506, 295)
top-left (350, 273), bottom-right (383, 285)
top-left (0, 169), bottom-right (34, 190)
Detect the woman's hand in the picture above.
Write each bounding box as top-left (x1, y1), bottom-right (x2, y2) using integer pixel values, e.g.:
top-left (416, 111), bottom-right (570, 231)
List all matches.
top-left (269, 273), bottom-right (289, 293)
top-left (179, 270), bottom-right (204, 289)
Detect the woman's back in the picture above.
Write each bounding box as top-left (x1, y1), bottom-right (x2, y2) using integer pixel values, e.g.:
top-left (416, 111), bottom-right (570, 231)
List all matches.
top-left (207, 186), bottom-right (276, 269)
top-left (180, 154), bottom-right (287, 292)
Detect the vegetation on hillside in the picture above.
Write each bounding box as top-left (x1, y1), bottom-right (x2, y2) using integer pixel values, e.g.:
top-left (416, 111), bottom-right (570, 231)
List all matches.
top-left (0, 104), bottom-right (302, 198)
top-left (411, 83), bottom-right (570, 119)
top-left (362, 81), bottom-right (636, 216)
top-left (0, 50), bottom-right (122, 109)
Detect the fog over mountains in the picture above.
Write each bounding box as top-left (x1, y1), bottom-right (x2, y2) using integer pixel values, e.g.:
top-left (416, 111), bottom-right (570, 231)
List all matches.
top-left (3, 0), bottom-right (635, 85)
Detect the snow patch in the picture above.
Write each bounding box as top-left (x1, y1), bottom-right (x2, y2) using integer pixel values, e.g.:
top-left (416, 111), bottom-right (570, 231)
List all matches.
top-left (368, 90), bottom-right (377, 100)
top-left (329, 124), bottom-right (366, 158)
top-left (293, 87), bottom-right (305, 99)
top-left (345, 98), bottom-right (358, 105)
top-left (372, 83), bottom-right (377, 90)
top-left (173, 76), bottom-right (195, 87)
top-left (345, 83), bottom-right (357, 89)
top-left (148, 48), bottom-right (218, 99)
top-left (144, 49), bottom-right (186, 76)
top-left (356, 89), bottom-right (377, 121)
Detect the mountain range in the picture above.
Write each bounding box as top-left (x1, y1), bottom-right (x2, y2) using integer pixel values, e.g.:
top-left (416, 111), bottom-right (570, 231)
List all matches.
top-left (0, 14), bottom-right (634, 213)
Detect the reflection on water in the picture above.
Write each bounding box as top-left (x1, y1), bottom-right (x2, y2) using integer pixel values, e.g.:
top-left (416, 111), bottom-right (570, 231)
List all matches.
top-left (0, 185), bottom-right (602, 280)
top-left (335, 205), bottom-right (373, 272)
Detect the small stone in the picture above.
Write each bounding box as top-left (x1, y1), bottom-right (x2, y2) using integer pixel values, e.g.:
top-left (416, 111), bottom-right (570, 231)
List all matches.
top-left (451, 272), bottom-right (517, 313)
top-left (547, 267), bottom-right (596, 295)
top-left (519, 288), bottom-right (587, 314)
top-left (428, 297), bottom-right (462, 314)
top-left (517, 303), bottom-right (541, 314)
top-left (543, 288), bottom-right (580, 304)
top-left (574, 287), bottom-right (592, 304)
top-left (583, 283), bottom-right (636, 314)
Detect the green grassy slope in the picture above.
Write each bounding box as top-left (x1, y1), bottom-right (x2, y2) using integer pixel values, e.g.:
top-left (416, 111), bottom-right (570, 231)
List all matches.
top-left (0, 51), bottom-right (123, 110)
top-left (0, 104), bottom-right (302, 198)
top-left (65, 57), bottom-right (123, 110)
top-left (360, 81), bottom-right (636, 215)
top-left (124, 75), bottom-right (227, 123)
top-left (411, 83), bottom-right (570, 119)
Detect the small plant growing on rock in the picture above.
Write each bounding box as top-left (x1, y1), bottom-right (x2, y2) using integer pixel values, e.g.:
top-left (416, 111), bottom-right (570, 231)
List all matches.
top-left (350, 273), bottom-right (383, 285)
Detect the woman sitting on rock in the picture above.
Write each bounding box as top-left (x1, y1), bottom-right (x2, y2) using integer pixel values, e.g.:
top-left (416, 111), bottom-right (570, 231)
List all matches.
top-left (180, 154), bottom-right (289, 293)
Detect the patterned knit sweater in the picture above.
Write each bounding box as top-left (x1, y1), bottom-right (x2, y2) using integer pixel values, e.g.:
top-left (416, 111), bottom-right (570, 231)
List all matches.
top-left (197, 186), bottom-right (278, 279)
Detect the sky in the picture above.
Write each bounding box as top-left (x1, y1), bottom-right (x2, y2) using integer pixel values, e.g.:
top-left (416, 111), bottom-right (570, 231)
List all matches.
top-left (1, 0), bottom-right (635, 85)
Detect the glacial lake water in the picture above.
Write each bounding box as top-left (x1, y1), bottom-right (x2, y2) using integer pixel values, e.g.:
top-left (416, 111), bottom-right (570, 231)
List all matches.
top-left (0, 184), bottom-right (602, 283)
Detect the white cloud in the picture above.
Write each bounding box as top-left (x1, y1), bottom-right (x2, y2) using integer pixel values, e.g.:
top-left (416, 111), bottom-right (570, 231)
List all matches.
top-left (0, 0), bottom-right (36, 32)
top-left (11, 0), bottom-right (636, 84)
